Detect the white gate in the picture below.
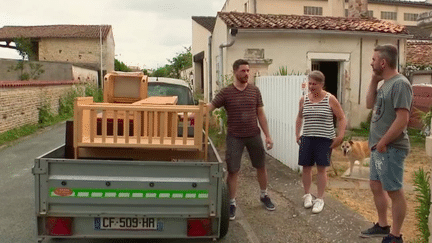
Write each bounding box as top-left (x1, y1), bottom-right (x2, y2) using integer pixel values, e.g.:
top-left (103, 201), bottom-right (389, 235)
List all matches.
top-left (256, 76), bottom-right (307, 171)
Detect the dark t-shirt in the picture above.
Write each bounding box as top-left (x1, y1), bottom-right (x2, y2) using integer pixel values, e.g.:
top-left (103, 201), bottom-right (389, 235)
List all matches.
top-left (211, 84), bottom-right (264, 138)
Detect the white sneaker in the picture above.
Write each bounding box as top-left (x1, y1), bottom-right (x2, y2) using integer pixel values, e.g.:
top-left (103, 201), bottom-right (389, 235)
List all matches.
top-left (303, 193), bottom-right (313, 208)
top-left (312, 198), bottom-right (324, 213)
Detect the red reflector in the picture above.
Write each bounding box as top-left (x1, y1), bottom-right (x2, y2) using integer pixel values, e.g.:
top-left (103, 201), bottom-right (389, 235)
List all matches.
top-left (46, 217), bottom-right (73, 236)
top-left (187, 218), bottom-right (212, 236)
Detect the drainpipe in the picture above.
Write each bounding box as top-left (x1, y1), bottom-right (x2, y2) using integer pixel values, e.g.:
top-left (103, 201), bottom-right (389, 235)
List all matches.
top-left (218, 28), bottom-right (238, 89)
top-left (208, 35), bottom-right (213, 101)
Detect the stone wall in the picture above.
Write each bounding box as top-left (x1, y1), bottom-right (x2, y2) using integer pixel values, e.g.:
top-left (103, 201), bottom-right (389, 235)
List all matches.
top-left (0, 80), bottom-right (83, 133)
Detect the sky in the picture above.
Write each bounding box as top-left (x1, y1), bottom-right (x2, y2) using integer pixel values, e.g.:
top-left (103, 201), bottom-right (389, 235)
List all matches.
top-left (0, 0), bottom-right (226, 70)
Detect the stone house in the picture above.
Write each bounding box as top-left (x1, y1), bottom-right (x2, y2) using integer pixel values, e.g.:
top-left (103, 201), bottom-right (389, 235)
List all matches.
top-left (0, 25), bottom-right (115, 84)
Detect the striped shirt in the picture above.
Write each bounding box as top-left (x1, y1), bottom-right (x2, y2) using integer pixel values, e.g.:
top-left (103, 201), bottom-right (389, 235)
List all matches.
top-left (211, 84), bottom-right (263, 138)
top-left (302, 93), bottom-right (336, 139)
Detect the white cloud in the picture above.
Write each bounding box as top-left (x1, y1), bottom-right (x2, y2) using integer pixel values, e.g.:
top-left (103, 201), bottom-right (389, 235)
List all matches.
top-left (0, 0), bottom-right (225, 69)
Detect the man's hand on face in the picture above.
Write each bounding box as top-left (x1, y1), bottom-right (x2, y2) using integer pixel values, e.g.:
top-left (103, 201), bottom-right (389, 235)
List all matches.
top-left (371, 73), bottom-right (384, 84)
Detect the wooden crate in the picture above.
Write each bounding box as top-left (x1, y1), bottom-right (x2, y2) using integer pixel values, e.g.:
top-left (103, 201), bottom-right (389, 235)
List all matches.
top-left (73, 97), bottom-right (209, 160)
top-left (103, 72), bottom-right (148, 103)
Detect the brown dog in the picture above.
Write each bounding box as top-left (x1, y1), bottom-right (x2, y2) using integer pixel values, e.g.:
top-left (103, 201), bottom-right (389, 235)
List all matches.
top-left (340, 140), bottom-right (371, 176)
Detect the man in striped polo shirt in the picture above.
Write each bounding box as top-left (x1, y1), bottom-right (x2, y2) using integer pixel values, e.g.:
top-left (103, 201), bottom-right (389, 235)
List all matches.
top-left (207, 59), bottom-right (275, 220)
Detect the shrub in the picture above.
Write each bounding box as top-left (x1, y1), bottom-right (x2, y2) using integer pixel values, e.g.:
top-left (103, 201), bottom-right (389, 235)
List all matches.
top-left (413, 168), bottom-right (431, 243)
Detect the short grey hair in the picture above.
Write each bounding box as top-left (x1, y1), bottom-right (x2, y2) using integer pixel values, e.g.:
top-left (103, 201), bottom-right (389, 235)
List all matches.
top-left (374, 44), bottom-right (398, 69)
top-left (308, 70), bottom-right (325, 84)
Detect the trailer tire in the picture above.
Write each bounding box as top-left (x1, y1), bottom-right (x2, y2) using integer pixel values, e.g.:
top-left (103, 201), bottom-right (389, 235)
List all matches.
top-left (218, 182), bottom-right (230, 239)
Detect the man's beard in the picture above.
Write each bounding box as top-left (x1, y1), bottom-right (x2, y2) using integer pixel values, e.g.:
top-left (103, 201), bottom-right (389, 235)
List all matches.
top-left (238, 77), bottom-right (248, 83)
top-left (373, 66), bottom-right (383, 76)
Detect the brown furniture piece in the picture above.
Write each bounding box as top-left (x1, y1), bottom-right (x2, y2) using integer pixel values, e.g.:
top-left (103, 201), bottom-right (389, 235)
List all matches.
top-left (103, 72), bottom-right (148, 103)
top-left (73, 97), bottom-right (209, 160)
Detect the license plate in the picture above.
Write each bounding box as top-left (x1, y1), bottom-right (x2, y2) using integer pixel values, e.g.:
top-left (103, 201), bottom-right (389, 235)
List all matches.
top-left (94, 217), bottom-right (161, 230)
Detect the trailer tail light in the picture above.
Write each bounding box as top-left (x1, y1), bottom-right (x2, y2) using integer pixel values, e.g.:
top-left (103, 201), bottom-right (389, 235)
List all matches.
top-left (46, 217), bottom-right (73, 236)
top-left (187, 218), bottom-right (212, 236)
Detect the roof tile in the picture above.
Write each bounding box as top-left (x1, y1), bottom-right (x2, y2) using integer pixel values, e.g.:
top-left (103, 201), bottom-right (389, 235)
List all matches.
top-left (218, 12), bottom-right (408, 35)
top-left (406, 40), bottom-right (432, 66)
top-left (0, 25), bottom-right (112, 40)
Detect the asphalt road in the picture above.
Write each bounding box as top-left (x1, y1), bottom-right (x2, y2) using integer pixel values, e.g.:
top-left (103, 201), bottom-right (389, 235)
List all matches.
top-left (0, 122), bottom-right (379, 243)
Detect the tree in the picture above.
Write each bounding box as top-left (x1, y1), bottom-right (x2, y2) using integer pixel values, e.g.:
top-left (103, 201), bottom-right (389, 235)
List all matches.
top-left (7, 37), bottom-right (44, 80)
top-left (149, 46), bottom-right (192, 78)
top-left (114, 59), bottom-right (132, 72)
top-left (168, 46), bottom-right (192, 79)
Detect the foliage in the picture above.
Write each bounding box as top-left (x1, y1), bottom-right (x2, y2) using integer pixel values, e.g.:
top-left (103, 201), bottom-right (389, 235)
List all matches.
top-left (402, 63), bottom-right (432, 78)
top-left (274, 67), bottom-right (304, 76)
top-left (7, 37), bottom-right (44, 80)
top-left (150, 46), bottom-right (192, 79)
top-left (168, 46), bottom-right (192, 79)
top-left (0, 124), bottom-right (39, 146)
top-left (151, 64), bottom-right (173, 77)
top-left (114, 59), bottom-right (132, 72)
top-left (38, 99), bottom-right (55, 124)
top-left (59, 83), bottom-right (103, 118)
top-left (412, 168), bottom-right (431, 243)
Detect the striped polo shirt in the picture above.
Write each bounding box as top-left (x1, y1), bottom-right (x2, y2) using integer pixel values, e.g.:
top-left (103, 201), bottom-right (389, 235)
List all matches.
top-left (211, 84), bottom-right (263, 138)
top-left (302, 93), bottom-right (336, 139)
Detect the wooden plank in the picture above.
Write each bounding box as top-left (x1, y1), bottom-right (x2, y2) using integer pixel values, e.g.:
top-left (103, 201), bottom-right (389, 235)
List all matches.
top-left (136, 111), bottom-right (142, 144)
top-left (182, 112), bottom-right (188, 144)
top-left (148, 112), bottom-right (153, 144)
top-left (125, 111), bottom-right (130, 144)
top-left (90, 109), bottom-right (96, 143)
top-left (79, 137), bottom-right (197, 148)
top-left (102, 110), bottom-right (107, 143)
top-left (194, 101), bottom-right (204, 150)
top-left (204, 104), bottom-right (209, 161)
top-left (132, 96), bottom-right (178, 105)
top-left (171, 113), bottom-right (177, 144)
top-left (113, 110), bottom-right (118, 143)
top-left (160, 112), bottom-right (165, 144)
top-left (143, 111), bottom-right (148, 137)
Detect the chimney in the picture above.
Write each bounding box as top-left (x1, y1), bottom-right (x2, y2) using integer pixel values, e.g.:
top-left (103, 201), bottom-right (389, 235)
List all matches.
top-left (328, 0), bottom-right (345, 17)
top-left (348, 0), bottom-right (368, 18)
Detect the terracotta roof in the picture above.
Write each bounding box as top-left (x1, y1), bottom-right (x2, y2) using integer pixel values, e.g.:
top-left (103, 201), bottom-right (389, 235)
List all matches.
top-left (405, 26), bottom-right (432, 40)
top-left (406, 40), bottom-right (432, 66)
top-left (369, 0), bottom-right (432, 8)
top-left (192, 16), bottom-right (217, 32)
top-left (0, 25), bottom-right (112, 41)
top-left (218, 12), bottom-right (408, 35)
top-left (0, 80), bottom-right (80, 88)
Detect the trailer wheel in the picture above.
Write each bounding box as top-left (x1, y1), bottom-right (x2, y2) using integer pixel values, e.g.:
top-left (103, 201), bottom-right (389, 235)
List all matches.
top-left (218, 182), bottom-right (229, 239)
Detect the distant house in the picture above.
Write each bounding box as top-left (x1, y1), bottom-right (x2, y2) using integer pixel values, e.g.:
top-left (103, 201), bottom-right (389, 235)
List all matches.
top-left (0, 25), bottom-right (115, 83)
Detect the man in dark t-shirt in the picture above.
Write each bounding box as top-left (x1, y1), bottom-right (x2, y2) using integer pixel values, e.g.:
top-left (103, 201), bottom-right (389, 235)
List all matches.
top-left (207, 59), bottom-right (275, 220)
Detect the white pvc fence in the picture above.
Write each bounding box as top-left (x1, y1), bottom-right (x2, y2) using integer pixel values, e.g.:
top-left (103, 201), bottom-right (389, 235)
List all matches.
top-left (256, 75), bottom-right (307, 171)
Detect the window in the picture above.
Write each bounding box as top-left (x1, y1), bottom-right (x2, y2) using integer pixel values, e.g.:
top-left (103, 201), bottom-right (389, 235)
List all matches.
top-left (381, 11), bottom-right (397, 20)
top-left (304, 6), bottom-right (323, 16)
top-left (404, 13), bottom-right (419, 21)
top-left (345, 9), bottom-right (348, 17)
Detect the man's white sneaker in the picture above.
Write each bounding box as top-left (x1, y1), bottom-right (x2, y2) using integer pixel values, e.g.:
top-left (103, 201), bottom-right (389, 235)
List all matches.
top-left (312, 198), bottom-right (324, 213)
top-left (303, 193), bottom-right (313, 208)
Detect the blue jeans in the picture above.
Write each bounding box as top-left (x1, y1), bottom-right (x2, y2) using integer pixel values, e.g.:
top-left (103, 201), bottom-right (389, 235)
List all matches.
top-left (369, 146), bottom-right (408, 191)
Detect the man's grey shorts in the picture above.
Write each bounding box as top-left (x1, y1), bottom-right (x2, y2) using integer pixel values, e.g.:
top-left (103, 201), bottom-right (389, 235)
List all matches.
top-left (225, 134), bottom-right (265, 173)
top-left (370, 146), bottom-right (408, 191)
